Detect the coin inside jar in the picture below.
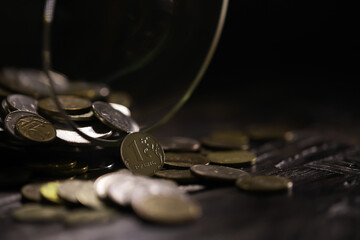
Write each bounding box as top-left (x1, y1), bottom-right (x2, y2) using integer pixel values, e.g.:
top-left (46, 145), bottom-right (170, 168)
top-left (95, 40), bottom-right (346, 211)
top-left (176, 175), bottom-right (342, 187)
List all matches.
top-left (37, 95), bottom-right (92, 116)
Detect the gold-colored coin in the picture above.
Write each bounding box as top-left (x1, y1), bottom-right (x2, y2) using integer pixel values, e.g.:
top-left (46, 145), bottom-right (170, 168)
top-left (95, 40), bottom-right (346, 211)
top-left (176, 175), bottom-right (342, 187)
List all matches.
top-left (40, 181), bottom-right (66, 204)
top-left (120, 132), bottom-right (165, 176)
top-left (12, 203), bottom-right (67, 222)
top-left (201, 131), bottom-right (249, 150)
top-left (15, 115), bottom-right (56, 142)
top-left (131, 194), bottom-right (202, 225)
top-left (236, 175), bottom-right (293, 192)
top-left (164, 153), bottom-right (209, 168)
top-left (37, 95), bottom-right (92, 115)
top-left (190, 164), bottom-right (249, 182)
top-left (207, 150), bottom-right (256, 165)
top-left (155, 169), bottom-right (198, 184)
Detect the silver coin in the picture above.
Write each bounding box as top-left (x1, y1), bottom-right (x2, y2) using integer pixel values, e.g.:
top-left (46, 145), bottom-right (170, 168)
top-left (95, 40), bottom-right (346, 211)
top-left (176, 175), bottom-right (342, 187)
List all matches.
top-left (0, 68), bottom-right (69, 98)
top-left (57, 179), bottom-right (86, 204)
top-left (75, 180), bottom-right (107, 210)
top-left (92, 101), bottom-right (139, 133)
top-left (94, 169), bottom-right (133, 199)
top-left (55, 123), bottom-right (113, 145)
top-left (6, 94), bottom-right (38, 112)
top-left (107, 175), bottom-right (143, 207)
top-left (109, 103), bottom-right (131, 117)
top-left (4, 110), bottom-right (40, 139)
top-left (157, 136), bottom-right (201, 152)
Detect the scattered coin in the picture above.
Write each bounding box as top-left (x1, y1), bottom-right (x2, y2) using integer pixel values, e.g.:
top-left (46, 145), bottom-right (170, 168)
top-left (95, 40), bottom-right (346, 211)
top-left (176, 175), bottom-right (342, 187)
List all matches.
top-left (67, 81), bottom-right (110, 101)
top-left (154, 169), bottom-right (198, 184)
top-left (12, 203), bottom-right (67, 222)
top-left (21, 182), bottom-right (45, 202)
top-left (164, 153), bottom-right (209, 168)
top-left (190, 164), bottom-right (249, 182)
top-left (201, 131), bottom-right (249, 150)
top-left (94, 169), bottom-right (133, 199)
top-left (63, 208), bottom-right (116, 227)
top-left (76, 180), bottom-right (107, 210)
top-left (120, 132), bottom-right (165, 176)
top-left (40, 181), bottom-right (66, 204)
top-left (131, 194), bottom-right (202, 225)
top-left (92, 101), bottom-right (139, 133)
top-left (206, 150), bottom-right (256, 165)
top-left (57, 179), bottom-right (86, 204)
top-left (157, 136), bottom-right (201, 152)
top-left (38, 95), bottom-right (92, 116)
top-left (6, 94), bottom-right (38, 112)
top-left (235, 175), bottom-right (293, 192)
top-left (109, 102), bottom-right (131, 117)
top-left (4, 110), bottom-right (40, 140)
top-left (15, 115), bottom-right (56, 143)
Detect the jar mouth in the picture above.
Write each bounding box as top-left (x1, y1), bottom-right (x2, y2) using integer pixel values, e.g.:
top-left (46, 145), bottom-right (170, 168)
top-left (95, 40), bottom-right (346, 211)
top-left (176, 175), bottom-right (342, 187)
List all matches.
top-left (42, 0), bottom-right (229, 147)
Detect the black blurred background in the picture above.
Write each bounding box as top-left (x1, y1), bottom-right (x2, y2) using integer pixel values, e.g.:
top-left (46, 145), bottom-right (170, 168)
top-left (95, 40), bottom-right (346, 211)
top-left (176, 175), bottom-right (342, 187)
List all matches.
top-left (0, 0), bottom-right (359, 131)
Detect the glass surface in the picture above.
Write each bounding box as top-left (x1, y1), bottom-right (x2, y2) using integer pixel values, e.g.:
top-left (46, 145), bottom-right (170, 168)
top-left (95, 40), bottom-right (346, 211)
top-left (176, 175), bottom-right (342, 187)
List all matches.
top-left (43, 0), bottom-right (229, 146)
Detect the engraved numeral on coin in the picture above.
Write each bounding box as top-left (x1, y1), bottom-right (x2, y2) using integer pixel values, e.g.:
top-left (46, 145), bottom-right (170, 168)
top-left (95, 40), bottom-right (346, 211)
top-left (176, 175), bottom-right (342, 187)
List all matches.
top-left (128, 139), bottom-right (144, 162)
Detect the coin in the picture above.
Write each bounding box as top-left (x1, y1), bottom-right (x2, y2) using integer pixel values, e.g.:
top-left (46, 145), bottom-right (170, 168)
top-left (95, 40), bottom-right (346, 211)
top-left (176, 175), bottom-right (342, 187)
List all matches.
top-left (190, 164), bottom-right (249, 182)
top-left (206, 150), bottom-right (256, 165)
top-left (92, 101), bottom-right (139, 133)
top-left (154, 169), bottom-right (198, 184)
top-left (26, 159), bottom-right (77, 174)
top-left (57, 179), bottom-right (86, 204)
top-left (109, 102), bottom-right (131, 117)
top-left (235, 175), bottom-right (293, 192)
top-left (66, 81), bottom-right (110, 101)
top-left (107, 175), bottom-right (143, 207)
top-left (201, 131), bottom-right (249, 150)
top-left (63, 208), bottom-right (116, 227)
top-left (120, 132), bottom-right (165, 176)
top-left (76, 180), bottom-right (107, 210)
top-left (40, 181), bottom-right (66, 204)
top-left (94, 169), bottom-right (133, 199)
top-left (0, 68), bottom-right (69, 98)
top-left (15, 115), bottom-right (56, 142)
top-left (38, 95), bottom-right (92, 116)
top-left (131, 194), bottom-right (202, 225)
top-left (46, 162), bottom-right (88, 177)
top-left (164, 152), bottom-right (209, 168)
top-left (4, 110), bottom-right (40, 140)
top-left (6, 94), bottom-right (38, 112)
top-left (157, 136), bottom-right (201, 152)
top-left (247, 124), bottom-right (292, 140)
top-left (12, 203), bottom-right (67, 222)
top-left (21, 182), bottom-right (45, 202)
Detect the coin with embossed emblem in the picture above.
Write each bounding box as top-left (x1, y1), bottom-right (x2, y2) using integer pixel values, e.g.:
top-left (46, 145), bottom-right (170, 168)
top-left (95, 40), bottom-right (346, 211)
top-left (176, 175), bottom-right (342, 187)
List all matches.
top-left (4, 110), bottom-right (40, 140)
top-left (120, 132), bottom-right (165, 176)
top-left (190, 164), bottom-right (249, 182)
top-left (38, 95), bottom-right (92, 116)
top-left (131, 194), bottom-right (202, 225)
top-left (235, 175), bottom-right (293, 192)
top-left (92, 101), bottom-right (139, 133)
top-left (164, 153), bottom-right (209, 168)
top-left (6, 94), bottom-right (38, 113)
top-left (207, 150), bottom-right (256, 165)
top-left (15, 115), bottom-right (56, 142)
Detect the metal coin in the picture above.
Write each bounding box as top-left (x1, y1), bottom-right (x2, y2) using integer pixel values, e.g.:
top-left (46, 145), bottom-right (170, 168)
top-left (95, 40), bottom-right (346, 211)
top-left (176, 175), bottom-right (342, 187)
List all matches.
top-left (120, 132), bottom-right (165, 176)
top-left (40, 181), bottom-right (66, 204)
top-left (66, 81), bottom-right (110, 101)
top-left (0, 68), bottom-right (69, 98)
top-left (38, 95), bottom-right (92, 115)
top-left (76, 180), bottom-right (107, 210)
top-left (207, 150), bottom-right (256, 165)
top-left (157, 136), bottom-right (201, 152)
top-left (190, 164), bottom-right (249, 181)
top-left (94, 169), bottom-right (133, 199)
top-left (92, 101), bottom-right (139, 133)
top-left (63, 208), bottom-right (116, 227)
top-left (4, 110), bottom-right (40, 139)
top-left (131, 194), bottom-right (202, 225)
top-left (235, 175), bottom-right (293, 192)
top-left (57, 179), bottom-right (87, 204)
top-left (109, 102), bottom-right (131, 117)
top-left (107, 175), bottom-right (144, 207)
top-left (6, 94), bottom-right (38, 112)
top-left (21, 182), bottom-right (45, 202)
top-left (12, 203), bottom-right (67, 222)
top-left (201, 131), bottom-right (249, 150)
top-left (247, 124), bottom-right (291, 140)
top-left (164, 153), bottom-right (209, 168)
top-left (15, 115), bottom-right (56, 142)
top-left (47, 162), bottom-right (88, 177)
top-left (154, 169), bottom-right (198, 184)
top-left (178, 184), bottom-right (206, 193)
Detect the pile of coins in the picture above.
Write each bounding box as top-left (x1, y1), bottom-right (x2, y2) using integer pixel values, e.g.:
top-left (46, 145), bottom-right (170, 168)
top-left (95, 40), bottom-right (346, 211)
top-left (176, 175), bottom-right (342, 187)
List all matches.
top-left (0, 67), bottom-right (294, 226)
